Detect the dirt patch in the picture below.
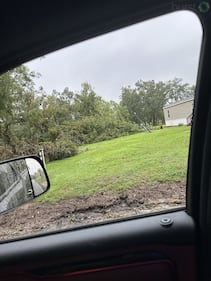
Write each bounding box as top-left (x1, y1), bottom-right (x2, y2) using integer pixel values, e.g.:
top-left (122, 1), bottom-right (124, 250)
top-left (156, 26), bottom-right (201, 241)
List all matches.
top-left (0, 182), bottom-right (185, 240)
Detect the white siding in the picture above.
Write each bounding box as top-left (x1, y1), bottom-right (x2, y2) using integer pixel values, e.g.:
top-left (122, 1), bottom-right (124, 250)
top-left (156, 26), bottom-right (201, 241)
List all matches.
top-left (165, 118), bottom-right (188, 127)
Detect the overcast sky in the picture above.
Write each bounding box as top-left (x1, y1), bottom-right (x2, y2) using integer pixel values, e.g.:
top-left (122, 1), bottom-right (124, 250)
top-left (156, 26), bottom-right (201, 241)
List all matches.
top-left (27, 11), bottom-right (202, 102)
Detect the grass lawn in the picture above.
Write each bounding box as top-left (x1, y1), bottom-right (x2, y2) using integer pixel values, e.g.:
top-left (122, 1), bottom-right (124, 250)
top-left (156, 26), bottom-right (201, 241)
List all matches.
top-left (40, 126), bottom-right (191, 202)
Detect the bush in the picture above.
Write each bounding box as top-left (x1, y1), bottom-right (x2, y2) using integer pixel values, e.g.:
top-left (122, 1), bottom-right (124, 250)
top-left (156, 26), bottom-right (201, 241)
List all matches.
top-left (40, 140), bottom-right (78, 162)
top-left (0, 145), bottom-right (14, 161)
top-left (0, 140), bottom-right (78, 162)
top-left (71, 117), bottom-right (141, 145)
top-left (0, 142), bottom-right (39, 161)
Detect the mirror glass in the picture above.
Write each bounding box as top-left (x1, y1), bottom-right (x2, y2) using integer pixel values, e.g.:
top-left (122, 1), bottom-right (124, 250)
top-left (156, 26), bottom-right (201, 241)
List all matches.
top-left (26, 158), bottom-right (48, 196)
top-left (0, 157), bottom-right (49, 214)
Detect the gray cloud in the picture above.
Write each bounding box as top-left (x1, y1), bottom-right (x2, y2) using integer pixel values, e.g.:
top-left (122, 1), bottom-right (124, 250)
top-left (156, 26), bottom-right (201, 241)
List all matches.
top-left (27, 10), bottom-right (202, 102)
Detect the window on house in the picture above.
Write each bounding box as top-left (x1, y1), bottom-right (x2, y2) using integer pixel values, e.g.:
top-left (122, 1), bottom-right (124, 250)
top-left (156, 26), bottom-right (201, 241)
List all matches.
top-left (0, 10), bottom-right (202, 241)
top-left (167, 110), bottom-right (170, 118)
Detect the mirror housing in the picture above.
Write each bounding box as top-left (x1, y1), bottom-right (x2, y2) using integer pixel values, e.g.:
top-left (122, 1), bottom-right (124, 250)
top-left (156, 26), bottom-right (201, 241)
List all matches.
top-left (0, 156), bottom-right (50, 215)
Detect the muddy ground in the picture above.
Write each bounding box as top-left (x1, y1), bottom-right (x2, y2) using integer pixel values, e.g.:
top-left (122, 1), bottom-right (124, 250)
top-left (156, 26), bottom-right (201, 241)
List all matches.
top-left (0, 182), bottom-right (185, 240)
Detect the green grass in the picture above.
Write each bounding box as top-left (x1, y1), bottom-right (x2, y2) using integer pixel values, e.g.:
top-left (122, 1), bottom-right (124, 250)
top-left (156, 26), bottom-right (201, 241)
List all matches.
top-left (40, 126), bottom-right (191, 202)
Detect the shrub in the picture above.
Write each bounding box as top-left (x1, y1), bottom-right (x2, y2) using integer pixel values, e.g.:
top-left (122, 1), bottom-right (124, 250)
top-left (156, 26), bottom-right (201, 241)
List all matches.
top-left (40, 140), bottom-right (78, 162)
top-left (0, 145), bottom-right (14, 161)
top-left (0, 140), bottom-right (78, 162)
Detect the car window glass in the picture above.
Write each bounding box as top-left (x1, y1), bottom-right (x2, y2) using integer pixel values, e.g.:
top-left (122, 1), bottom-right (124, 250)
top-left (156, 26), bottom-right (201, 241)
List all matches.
top-left (0, 10), bottom-right (202, 240)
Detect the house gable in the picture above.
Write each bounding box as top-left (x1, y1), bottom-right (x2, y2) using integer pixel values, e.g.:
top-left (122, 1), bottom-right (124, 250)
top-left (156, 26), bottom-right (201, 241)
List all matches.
top-left (163, 98), bottom-right (193, 126)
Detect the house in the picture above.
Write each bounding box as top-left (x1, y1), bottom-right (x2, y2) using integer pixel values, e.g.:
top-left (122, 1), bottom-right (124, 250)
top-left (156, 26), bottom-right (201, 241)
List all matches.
top-left (163, 97), bottom-right (194, 126)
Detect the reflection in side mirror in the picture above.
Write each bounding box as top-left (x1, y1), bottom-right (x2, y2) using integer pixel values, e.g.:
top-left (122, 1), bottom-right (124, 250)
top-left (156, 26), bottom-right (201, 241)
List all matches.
top-left (0, 156), bottom-right (50, 215)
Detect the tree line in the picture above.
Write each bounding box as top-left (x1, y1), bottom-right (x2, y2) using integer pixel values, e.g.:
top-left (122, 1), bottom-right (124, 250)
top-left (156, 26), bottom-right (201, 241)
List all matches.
top-left (121, 78), bottom-right (194, 126)
top-left (0, 65), bottom-right (194, 161)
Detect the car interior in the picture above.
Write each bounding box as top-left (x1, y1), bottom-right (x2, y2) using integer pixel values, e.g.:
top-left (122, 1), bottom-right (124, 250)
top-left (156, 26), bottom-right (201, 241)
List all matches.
top-left (0, 0), bottom-right (211, 280)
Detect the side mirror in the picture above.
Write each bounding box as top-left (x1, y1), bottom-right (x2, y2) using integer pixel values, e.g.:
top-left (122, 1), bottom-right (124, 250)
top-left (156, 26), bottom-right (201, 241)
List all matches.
top-left (0, 156), bottom-right (50, 215)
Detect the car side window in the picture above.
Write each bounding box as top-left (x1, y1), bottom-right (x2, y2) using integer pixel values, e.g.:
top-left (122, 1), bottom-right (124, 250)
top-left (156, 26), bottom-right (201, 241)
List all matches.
top-left (0, 10), bottom-right (202, 240)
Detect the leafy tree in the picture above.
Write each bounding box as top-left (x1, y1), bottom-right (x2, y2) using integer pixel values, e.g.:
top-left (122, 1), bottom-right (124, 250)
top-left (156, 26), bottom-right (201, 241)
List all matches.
top-left (73, 83), bottom-right (102, 119)
top-left (0, 66), bottom-right (39, 151)
top-left (121, 78), bottom-right (195, 126)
